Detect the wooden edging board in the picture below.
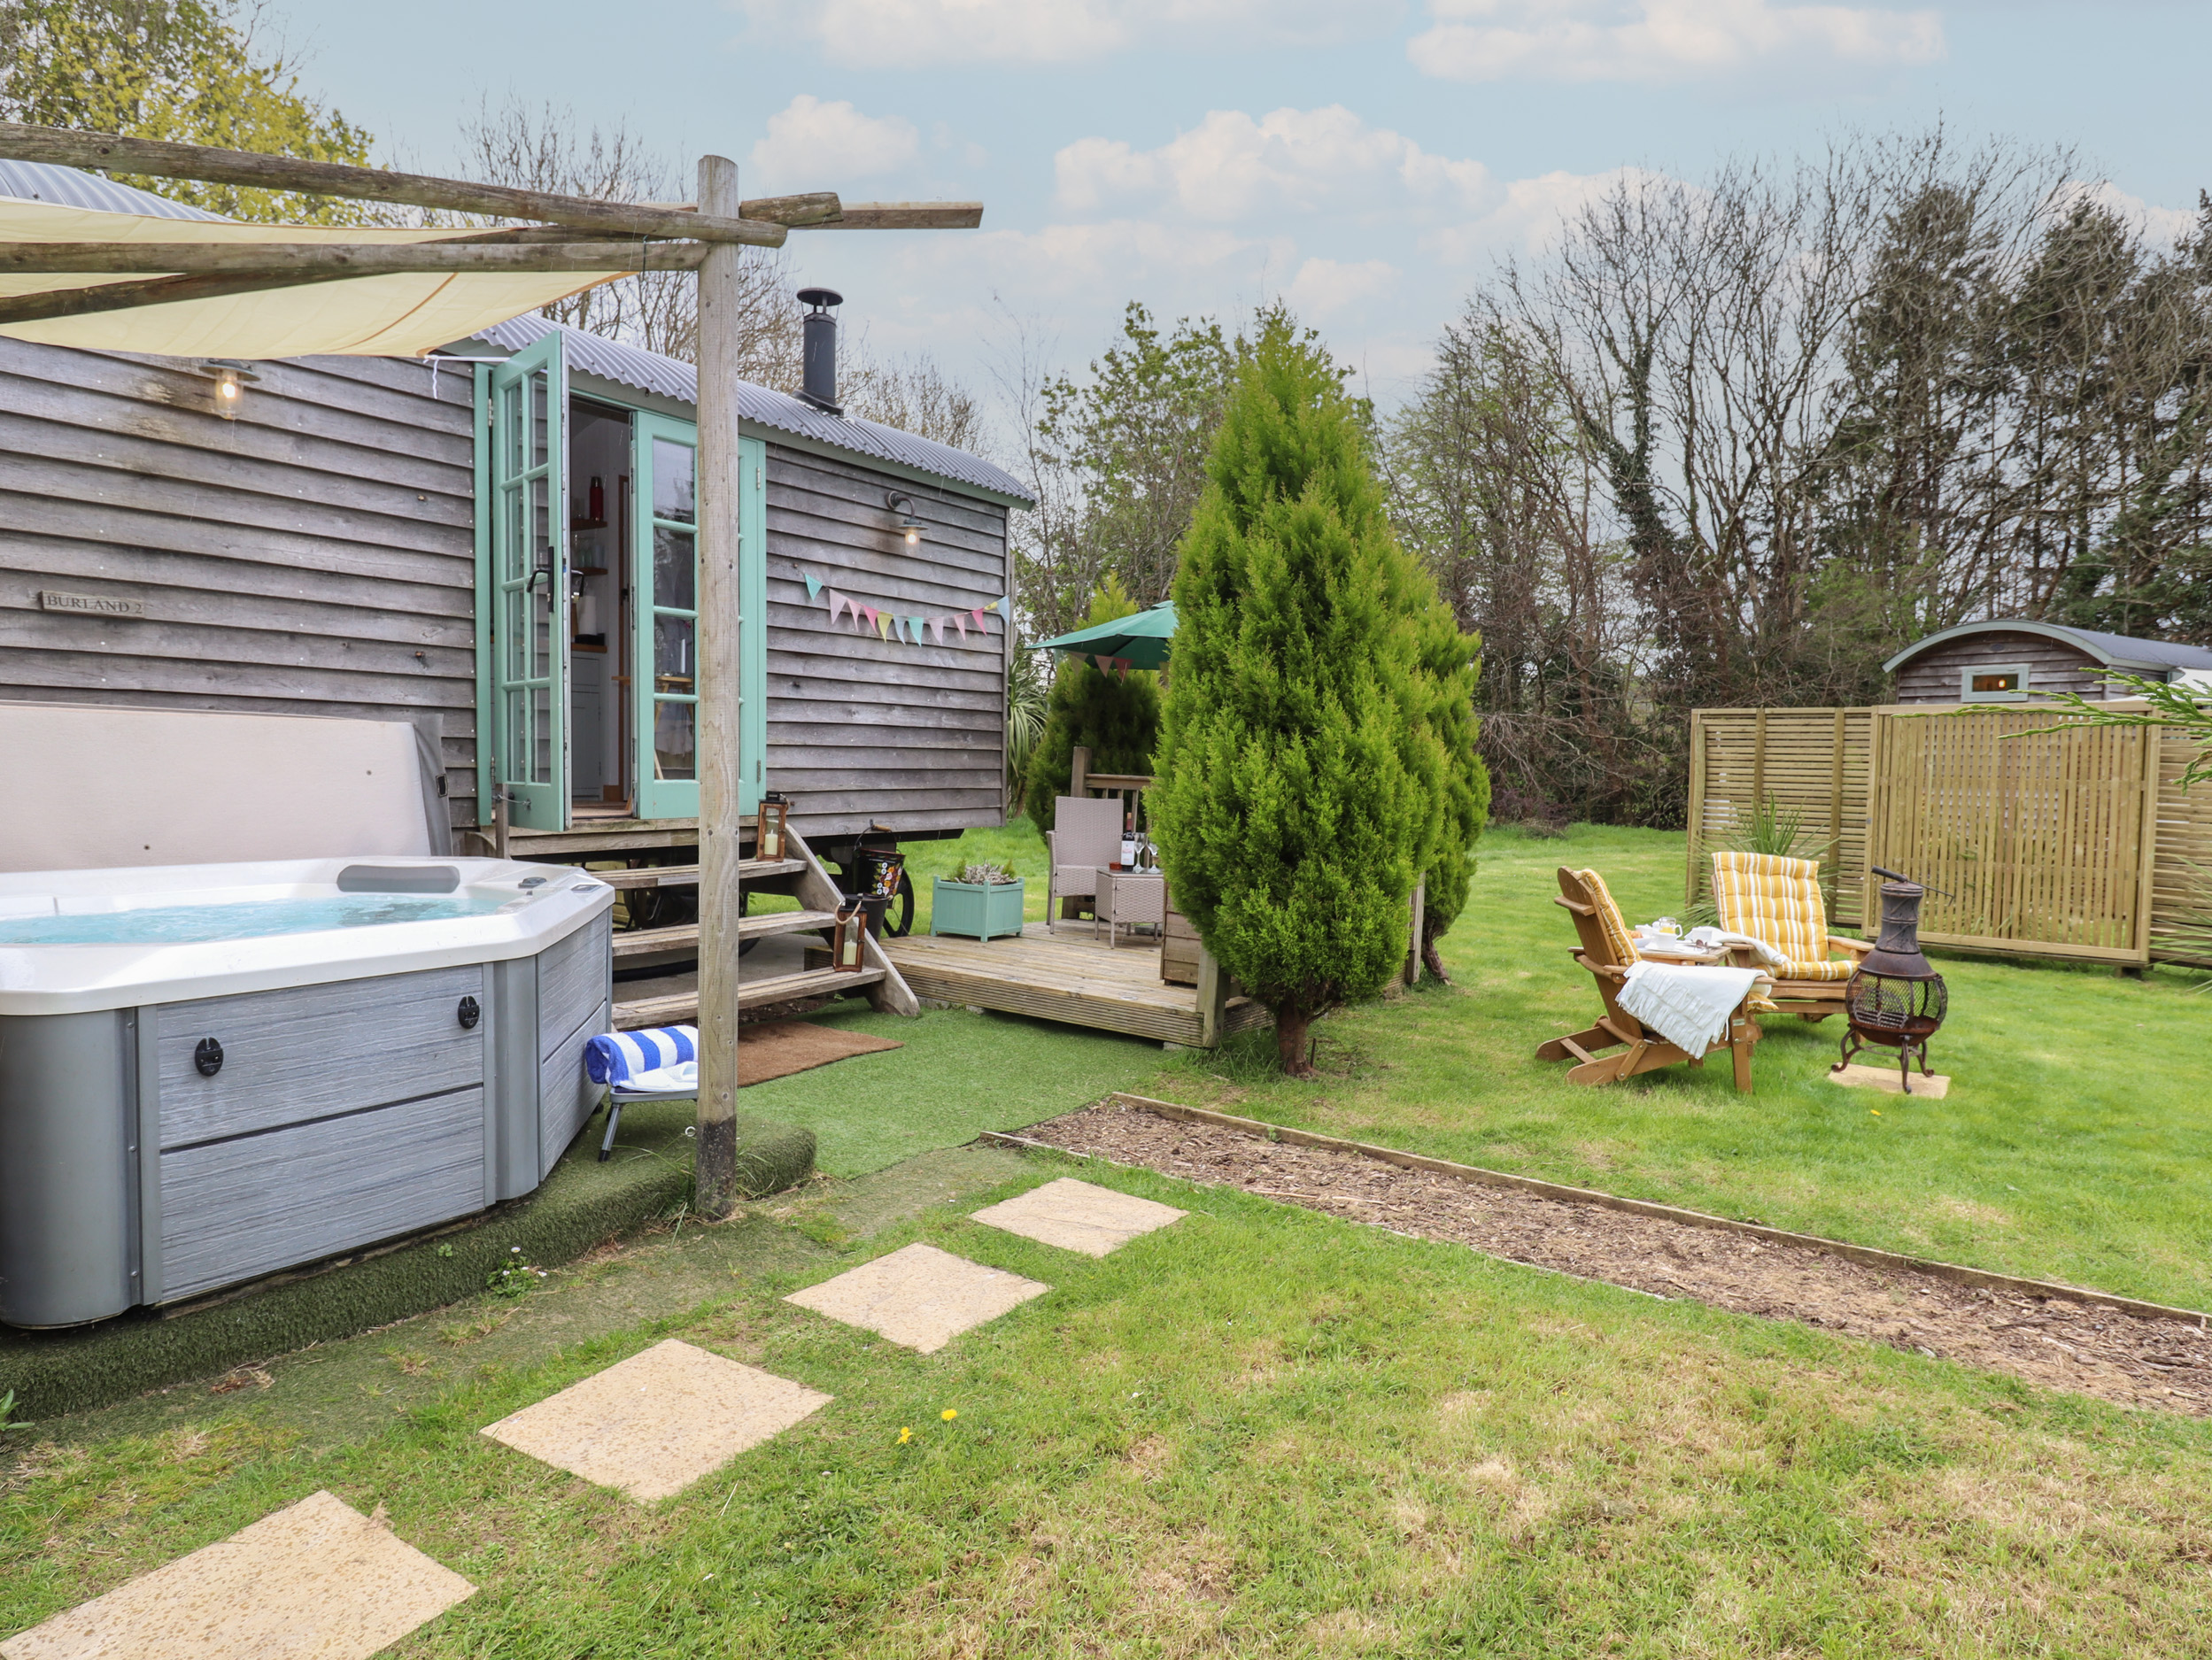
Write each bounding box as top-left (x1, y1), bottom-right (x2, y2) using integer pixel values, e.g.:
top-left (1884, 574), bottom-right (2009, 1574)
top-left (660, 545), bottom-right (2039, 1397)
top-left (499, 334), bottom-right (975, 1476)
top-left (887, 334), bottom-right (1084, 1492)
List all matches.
top-left (992, 1092), bottom-right (2209, 1330)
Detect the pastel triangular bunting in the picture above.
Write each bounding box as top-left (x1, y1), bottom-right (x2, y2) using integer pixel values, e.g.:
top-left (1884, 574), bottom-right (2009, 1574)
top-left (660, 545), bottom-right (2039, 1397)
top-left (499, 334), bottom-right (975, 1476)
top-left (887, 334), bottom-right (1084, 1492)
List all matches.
top-left (804, 572), bottom-right (823, 600)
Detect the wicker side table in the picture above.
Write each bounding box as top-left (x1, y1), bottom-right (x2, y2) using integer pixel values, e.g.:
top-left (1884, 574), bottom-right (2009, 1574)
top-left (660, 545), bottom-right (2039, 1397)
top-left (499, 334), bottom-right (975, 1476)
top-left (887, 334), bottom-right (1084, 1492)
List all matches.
top-left (1094, 869), bottom-right (1165, 947)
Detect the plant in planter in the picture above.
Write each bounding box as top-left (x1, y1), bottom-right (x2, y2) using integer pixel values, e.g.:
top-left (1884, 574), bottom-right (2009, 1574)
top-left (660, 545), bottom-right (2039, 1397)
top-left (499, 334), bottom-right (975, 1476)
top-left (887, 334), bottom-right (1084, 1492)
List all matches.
top-left (934, 861), bottom-right (1026, 941)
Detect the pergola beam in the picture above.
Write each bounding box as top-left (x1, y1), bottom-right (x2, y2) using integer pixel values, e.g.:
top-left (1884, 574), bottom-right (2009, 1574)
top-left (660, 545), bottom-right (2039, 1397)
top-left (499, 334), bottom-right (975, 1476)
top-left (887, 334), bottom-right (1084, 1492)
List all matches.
top-left (806, 203), bottom-right (986, 230)
top-left (0, 241), bottom-right (715, 274)
top-left (0, 121), bottom-right (798, 245)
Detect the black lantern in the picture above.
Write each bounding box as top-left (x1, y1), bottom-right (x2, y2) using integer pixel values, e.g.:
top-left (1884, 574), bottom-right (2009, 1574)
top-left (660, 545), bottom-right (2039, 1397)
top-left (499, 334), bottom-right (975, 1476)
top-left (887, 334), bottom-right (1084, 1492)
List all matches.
top-left (1833, 872), bottom-right (1949, 1093)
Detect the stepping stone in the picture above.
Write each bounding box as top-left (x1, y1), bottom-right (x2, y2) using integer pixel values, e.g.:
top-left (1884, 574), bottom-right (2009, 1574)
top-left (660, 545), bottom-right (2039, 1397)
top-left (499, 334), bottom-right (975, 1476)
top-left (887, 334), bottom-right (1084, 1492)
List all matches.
top-left (970, 1177), bottom-right (1187, 1257)
top-left (478, 1339), bottom-right (830, 1502)
top-left (784, 1241), bottom-right (1048, 1353)
top-left (0, 1489), bottom-right (472, 1660)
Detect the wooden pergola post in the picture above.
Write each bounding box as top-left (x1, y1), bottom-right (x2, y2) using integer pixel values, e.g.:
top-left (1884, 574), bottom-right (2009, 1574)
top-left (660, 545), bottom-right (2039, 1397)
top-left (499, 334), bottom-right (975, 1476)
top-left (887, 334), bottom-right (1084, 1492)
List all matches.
top-left (693, 153), bottom-right (746, 1216)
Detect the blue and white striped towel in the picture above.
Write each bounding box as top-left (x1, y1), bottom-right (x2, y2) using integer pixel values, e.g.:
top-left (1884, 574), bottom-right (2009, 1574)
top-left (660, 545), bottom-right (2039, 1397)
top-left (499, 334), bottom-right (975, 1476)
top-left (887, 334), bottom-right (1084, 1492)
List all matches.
top-left (584, 1024), bottom-right (698, 1085)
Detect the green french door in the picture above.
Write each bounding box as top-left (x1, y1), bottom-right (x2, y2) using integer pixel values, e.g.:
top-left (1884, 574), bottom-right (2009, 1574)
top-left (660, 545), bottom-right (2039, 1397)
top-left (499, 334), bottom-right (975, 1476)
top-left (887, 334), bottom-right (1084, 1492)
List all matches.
top-left (631, 418), bottom-right (765, 819)
top-left (488, 332), bottom-right (568, 830)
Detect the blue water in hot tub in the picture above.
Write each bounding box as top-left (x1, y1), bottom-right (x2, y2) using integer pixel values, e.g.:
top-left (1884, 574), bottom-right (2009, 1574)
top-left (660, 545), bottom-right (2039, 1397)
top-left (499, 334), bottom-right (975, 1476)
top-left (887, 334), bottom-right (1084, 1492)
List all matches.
top-left (0, 892), bottom-right (514, 946)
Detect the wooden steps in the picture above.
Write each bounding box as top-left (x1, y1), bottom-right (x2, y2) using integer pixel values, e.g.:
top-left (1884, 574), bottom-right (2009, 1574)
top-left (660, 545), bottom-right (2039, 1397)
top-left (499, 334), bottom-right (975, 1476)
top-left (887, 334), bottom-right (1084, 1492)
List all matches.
top-left (613, 966), bottom-right (885, 1030)
top-left (610, 909), bottom-right (839, 960)
top-left (595, 858), bottom-right (804, 891)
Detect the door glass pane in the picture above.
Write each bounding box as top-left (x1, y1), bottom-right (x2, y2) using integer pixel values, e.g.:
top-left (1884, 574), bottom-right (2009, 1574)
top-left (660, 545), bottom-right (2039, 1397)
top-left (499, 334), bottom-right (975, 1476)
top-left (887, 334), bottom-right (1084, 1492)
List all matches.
top-left (530, 475), bottom-right (553, 583)
top-left (501, 382), bottom-right (524, 476)
top-left (653, 700), bottom-right (697, 782)
top-left (654, 614), bottom-right (695, 687)
top-left (653, 438), bottom-right (695, 524)
top-left (653, 527), bottom-right (696, 611)
top-left (530, 374), bottom-right (548, 470)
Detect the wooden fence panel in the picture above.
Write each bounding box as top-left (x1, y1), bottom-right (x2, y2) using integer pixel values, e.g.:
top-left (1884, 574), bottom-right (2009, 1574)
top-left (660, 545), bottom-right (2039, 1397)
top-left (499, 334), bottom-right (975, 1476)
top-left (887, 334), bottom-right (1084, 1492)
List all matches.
top-left (1686, 707), bottom-right (1873, 927)
top-left (1866, 707), bottom-right (2156, 963)
top-left (1690, 703), bottom-right (2206, 967)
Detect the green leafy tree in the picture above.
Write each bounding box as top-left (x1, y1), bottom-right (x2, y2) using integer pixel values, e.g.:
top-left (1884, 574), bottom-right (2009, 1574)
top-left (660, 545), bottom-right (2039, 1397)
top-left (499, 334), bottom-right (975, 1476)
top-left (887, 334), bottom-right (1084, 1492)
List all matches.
top-left (1154, 310), bottom-right (1444, 1076)
top-left (1412, 603), bottom-right (1491, 982)
top-left (1023, 575), bottom-right (1161, 833)
top-left (0, 0), bottom-right (378, 223)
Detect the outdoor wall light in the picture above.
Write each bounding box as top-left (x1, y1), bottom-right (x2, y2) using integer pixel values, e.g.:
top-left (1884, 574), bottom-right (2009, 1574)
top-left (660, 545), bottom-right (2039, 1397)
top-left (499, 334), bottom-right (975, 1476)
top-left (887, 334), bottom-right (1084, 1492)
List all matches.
top-left (887, 491), bottom-right (923, 546)
top-left (197, 359), bottom-right (260, 420)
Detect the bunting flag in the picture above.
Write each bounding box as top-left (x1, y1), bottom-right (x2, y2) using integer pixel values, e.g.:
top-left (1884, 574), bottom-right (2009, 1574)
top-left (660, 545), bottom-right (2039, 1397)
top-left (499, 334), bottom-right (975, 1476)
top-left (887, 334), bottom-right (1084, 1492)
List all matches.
top-left (795, 566), bottom-right (1006, 651)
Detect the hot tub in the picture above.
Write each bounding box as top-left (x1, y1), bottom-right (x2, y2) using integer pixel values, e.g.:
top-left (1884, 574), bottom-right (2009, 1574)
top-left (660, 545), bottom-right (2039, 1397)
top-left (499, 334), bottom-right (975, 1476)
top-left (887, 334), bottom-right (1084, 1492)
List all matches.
top-left (0, 857), bottom-right (615, 1327)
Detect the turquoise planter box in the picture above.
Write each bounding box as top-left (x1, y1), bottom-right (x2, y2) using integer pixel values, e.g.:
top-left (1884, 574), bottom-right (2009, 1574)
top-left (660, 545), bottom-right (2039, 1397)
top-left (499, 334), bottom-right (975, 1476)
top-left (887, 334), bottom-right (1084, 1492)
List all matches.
top-left (932, 877), bottom-right (1025, 941)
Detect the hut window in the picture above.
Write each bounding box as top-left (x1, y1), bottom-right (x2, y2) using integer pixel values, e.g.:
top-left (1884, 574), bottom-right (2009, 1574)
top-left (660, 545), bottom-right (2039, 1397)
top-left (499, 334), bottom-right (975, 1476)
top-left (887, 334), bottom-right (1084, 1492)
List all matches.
top-left (1961, 664), bottom-right (2031, 702)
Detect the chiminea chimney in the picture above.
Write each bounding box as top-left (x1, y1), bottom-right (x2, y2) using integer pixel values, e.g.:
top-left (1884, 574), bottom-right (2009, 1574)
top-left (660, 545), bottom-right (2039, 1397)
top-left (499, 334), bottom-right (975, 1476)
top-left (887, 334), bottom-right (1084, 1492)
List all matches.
top-left (797, 287), bottom-right (843, 414)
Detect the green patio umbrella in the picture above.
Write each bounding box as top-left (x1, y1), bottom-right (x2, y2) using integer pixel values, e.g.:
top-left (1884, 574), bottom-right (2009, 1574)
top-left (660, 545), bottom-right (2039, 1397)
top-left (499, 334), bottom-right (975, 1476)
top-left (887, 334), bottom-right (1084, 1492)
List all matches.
top-left (1029, 600), bottom-right (1177, 670)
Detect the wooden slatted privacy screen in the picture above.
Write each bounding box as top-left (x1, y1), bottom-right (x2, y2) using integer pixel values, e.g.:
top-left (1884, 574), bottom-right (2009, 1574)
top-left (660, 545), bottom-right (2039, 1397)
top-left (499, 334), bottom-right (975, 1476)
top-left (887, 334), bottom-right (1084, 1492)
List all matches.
top-left (1689, 704), bottom-right (2212, 967)
top-left (1687, 707), bottom-right (1876, 927)
top-left (1868, 707), bottom-right (2158, 963)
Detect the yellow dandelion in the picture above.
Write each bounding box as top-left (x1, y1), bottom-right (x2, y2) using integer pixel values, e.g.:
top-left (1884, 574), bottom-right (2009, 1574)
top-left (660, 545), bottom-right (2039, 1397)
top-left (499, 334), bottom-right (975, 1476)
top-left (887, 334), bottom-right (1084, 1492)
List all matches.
top-left (1870, 1108), bottom-right (1881, 1116)
top-left (941, 1409), bottom-right (958, 1421)
top-left (898, 1425), bottom-right (912, 1444)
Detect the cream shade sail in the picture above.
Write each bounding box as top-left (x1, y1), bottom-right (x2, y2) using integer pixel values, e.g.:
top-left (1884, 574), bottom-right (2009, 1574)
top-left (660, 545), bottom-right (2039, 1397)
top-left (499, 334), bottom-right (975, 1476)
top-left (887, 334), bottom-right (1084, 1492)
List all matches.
top-left (0, 192), bottom-right (619, 358)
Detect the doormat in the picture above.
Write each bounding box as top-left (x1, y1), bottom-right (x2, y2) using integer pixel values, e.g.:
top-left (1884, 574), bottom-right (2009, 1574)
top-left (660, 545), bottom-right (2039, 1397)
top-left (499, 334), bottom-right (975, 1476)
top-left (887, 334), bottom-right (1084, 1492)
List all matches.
top-left (740, 1021), bottom-right (902, 1086)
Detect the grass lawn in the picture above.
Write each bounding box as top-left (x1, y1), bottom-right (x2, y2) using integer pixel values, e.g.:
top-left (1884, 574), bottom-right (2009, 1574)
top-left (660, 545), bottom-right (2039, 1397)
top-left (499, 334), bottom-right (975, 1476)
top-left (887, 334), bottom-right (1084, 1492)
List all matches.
top-left (1139, 822), bottom-right (2212, 1313)
top-left (8, 1153), bottom-right (2211, 1656)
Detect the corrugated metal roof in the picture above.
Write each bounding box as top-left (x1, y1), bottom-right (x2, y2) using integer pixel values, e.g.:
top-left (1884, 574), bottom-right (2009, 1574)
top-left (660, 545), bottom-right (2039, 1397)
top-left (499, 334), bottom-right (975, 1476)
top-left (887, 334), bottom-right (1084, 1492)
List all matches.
top-left (1883, 618), bottom-right (2212, 676)
top-left (0, 159), bottom-right (228, 220)
top-left (467, 314), bottom-right (1033, 506)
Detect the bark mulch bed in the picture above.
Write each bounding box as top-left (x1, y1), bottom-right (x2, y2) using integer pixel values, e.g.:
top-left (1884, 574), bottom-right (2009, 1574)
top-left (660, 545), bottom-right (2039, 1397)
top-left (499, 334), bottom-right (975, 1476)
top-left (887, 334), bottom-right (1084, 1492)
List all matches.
top-left (1018, 1102), bottom-right (2212, 1417)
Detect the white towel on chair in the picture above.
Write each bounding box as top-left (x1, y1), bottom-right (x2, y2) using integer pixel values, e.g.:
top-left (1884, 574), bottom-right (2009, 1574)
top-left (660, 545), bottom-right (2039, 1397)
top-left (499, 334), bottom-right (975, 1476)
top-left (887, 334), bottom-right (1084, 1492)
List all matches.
top-left (1617, 961), bottom-right (1763, 1055)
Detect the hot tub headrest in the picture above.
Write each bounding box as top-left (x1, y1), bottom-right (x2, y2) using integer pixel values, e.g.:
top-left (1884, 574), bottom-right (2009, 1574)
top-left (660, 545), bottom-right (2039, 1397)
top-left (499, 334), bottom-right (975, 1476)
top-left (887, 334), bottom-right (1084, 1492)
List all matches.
top-left (336, 863), bottom-right (460, 894)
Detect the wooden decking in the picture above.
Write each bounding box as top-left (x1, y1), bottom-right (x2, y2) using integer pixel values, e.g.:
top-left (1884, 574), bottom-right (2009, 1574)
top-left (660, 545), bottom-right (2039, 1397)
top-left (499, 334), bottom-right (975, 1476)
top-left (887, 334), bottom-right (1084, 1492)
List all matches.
top-left (885, 923), bottom-right (1271, 1047)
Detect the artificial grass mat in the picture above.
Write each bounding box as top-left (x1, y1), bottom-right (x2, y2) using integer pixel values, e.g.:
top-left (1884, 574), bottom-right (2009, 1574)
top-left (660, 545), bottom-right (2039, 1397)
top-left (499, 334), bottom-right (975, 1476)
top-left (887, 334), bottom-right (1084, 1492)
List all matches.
top-left (739, 1000), bottom-right (1170, 1177)
top-left (0, 1098), bottom-right (813, 1422)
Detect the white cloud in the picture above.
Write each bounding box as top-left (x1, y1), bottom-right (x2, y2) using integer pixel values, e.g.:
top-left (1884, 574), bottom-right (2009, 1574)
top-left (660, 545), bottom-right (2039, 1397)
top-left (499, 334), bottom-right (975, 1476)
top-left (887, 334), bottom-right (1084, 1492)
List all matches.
top-left (738, 0), bottom-right (1397, 68)
top-left (1410, 0), bottom-right (1944, 83)
top-left (1284, 257), bottom-right (1399, 320)
top-left (1055, 106), bottom-right (1493, 221)
top-left (2060, 181), bottom-right (2200, 252)
top-left (746, 96), bottom-right (919, 191)
top-left (1421, 165), bottom-right (1661, 261)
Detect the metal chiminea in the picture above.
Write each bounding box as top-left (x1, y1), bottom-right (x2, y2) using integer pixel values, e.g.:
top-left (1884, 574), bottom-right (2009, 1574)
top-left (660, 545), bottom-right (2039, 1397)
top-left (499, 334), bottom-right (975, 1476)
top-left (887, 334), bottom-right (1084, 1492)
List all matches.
top-left (797, 286), bottom-right (843, 414)
top-left (1833, 866), bottom-right (1949, 1093)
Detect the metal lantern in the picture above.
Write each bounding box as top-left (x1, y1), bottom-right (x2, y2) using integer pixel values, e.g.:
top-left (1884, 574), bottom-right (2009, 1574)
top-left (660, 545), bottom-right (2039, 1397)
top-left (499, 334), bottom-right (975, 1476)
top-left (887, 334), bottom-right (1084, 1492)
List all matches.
top-left (758, 791), bottom-right (791, 862)
top-left (831, 901), bottom-right (867, 971)
top-left (1833, 873), bottom-right (1949, 1093)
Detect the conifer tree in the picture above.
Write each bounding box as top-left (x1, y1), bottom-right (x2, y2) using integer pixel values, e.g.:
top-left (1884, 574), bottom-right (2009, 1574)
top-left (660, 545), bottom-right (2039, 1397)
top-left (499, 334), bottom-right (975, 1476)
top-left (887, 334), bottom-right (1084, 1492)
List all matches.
top-left (1154, 312), bottom-right (1443, 1076)
top-left (1412, 603), bottom-right (1491, 982)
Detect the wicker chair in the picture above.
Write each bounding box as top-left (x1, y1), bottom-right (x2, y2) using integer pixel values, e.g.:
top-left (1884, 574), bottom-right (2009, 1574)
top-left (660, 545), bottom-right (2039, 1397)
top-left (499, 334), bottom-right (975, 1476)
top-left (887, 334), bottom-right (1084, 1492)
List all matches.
top-left (1708, 851), bottom-right (1873, 1021)
top-left (1045, 795), bottom-right (1124, 934)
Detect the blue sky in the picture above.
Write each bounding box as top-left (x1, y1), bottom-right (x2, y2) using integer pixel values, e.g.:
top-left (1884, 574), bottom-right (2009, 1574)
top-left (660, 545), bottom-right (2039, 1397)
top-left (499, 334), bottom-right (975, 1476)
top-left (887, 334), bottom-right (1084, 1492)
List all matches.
top-left (274, 0), bottom-right (2210, 409)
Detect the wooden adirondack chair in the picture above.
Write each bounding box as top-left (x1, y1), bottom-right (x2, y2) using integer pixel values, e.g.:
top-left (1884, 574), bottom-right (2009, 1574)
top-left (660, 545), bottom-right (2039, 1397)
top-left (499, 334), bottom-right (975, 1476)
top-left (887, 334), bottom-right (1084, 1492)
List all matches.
top-left (1708, 851), bottom-right (1875, 1021)
top-left (1536, 866), bottom-right (1761, 1092)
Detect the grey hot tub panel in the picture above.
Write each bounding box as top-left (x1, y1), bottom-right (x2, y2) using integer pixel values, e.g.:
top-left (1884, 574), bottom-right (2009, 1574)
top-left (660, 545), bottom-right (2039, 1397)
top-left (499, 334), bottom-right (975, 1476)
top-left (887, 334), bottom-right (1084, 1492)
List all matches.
top-left (0, 892), bottom-right (615, 1326)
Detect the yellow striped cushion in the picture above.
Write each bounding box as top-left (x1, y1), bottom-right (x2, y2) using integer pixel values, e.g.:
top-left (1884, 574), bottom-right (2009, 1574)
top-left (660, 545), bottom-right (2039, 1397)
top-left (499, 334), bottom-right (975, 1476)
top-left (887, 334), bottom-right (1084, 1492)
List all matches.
top-left (1711, 851), bottom-right (1852, 980)
top-left (1575, 869), bottom-right (1641, 966)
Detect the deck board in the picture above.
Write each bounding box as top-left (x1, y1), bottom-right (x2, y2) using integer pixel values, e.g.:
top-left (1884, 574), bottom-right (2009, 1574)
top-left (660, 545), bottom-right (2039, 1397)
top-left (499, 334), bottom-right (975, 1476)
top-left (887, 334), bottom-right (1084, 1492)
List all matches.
top-left (885, 923), bottom-right (1268, 1046)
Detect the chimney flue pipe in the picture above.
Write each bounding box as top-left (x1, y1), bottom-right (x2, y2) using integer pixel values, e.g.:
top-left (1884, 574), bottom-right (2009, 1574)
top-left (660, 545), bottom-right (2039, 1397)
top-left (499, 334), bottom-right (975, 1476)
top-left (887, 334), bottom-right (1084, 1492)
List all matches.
top-left (797, 286), bottom-right (843, 414)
